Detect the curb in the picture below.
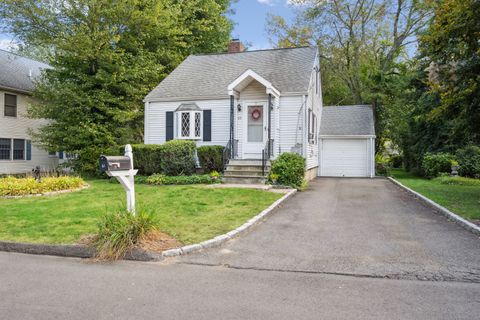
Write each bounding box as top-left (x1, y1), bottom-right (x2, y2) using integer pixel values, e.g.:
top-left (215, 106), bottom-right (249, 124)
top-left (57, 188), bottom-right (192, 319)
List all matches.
top-left (161, 188), bottom-right (297, 258)
top-left (0, 189), bottom-right (297, 261)
top-left (388, 177), bottom-right (480, 236)
top-left (0, 240), bottom-right (162, 261)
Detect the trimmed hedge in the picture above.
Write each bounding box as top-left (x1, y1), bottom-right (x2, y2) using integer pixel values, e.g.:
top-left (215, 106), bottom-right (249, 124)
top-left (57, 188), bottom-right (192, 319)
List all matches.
top-left (0, 176), bottom-right (85, 196)
top-left (270, 152), bottom-right (305, 188)
top-left (146, 174), bottom-right (215, 185)
top-left (197, 145), bottom-right (225, 173)
top-left (127, 144), bottom-right (163, 175)
top-left (123, 141), bottom-right (196, 176)
top-left (421, 152), bottom-right (455, 178)
top-left (456, 145), bottom-right (480, 178)
top-left (159, 140), bottom-right (197, 176)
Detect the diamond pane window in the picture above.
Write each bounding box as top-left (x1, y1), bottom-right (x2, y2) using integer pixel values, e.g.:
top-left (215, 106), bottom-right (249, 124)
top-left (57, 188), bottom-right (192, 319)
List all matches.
top-left (194, 112), bottom-right (201, 137)
top-left (181, 112), bottom-right (190, 137)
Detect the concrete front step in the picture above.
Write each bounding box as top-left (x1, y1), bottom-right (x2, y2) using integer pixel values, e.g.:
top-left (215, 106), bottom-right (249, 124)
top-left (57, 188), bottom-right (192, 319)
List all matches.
top-left (223, 159), bottom-right (271, 185)
top-left (224, 170), bottom-right (266, 177)
top-left (228, 159), bottom-right (271, 166)
top-left (226, 165), bottom-right (270, 172)
top-left (222, 176), bottom-right (267, 184)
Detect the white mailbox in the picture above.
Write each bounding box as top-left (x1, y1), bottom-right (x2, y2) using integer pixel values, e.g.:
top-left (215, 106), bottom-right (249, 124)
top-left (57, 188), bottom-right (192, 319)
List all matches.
top-left (99, 144), bottom-right (138, 215)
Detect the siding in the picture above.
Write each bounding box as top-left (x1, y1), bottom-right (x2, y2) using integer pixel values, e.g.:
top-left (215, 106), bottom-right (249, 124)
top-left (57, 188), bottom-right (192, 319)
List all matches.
top-left (305, 52), bottom-right (322, 170)
top-left (0, 90), bottom-right (57, 174)
top-left (278, 95), bottom-right (304, 156)
top-left (145, 99), bottom-right (230, 147)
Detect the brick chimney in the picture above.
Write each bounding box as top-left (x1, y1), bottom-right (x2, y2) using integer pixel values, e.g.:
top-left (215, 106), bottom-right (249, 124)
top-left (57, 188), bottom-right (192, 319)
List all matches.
top-left (228, 39), bottom-right (245, 53)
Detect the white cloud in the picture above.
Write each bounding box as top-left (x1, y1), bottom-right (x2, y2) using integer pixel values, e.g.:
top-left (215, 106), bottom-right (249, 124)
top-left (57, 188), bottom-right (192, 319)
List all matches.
top-left (257, 0), bottom-right (274, 5)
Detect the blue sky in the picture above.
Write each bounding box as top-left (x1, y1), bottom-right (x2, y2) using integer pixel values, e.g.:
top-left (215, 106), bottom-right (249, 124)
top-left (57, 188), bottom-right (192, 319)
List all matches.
top-left (0, 0), bottom-right (297, 51)
top-left (229, 0), bottom-right (296, 50)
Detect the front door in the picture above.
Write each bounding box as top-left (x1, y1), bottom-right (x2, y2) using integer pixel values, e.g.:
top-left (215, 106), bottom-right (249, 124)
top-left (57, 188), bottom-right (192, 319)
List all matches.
top-left (243, 102), bottom-right (267, 159)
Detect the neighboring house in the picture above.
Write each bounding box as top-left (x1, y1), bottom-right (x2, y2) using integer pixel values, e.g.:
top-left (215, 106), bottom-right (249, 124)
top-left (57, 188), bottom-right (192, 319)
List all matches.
top-left (144, 41), bottom-right (375, 180)
top-left (0, 49), bottom-right (60, 174)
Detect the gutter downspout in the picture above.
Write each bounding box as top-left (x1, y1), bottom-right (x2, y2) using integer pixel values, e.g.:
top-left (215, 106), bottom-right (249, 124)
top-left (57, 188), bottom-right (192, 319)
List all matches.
top-left (303, 95), bottom-right (308, 158)
top-left (268, 93), bottom-right (272, 158)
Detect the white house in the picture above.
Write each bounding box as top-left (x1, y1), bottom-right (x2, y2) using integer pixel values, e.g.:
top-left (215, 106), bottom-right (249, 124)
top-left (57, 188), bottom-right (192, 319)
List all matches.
top-left (0, 49), bottom-right (60, 174)
top-left (144, 41), bottom-right (375, 182)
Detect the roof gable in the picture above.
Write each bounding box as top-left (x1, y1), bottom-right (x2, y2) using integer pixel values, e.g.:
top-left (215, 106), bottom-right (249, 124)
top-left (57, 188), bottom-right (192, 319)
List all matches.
top-left (146, 46), bottom-right (317, 101)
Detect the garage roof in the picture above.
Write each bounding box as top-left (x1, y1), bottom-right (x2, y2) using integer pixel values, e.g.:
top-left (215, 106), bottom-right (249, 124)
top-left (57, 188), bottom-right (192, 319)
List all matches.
top-left (320, 105), bottom-right (375, 136)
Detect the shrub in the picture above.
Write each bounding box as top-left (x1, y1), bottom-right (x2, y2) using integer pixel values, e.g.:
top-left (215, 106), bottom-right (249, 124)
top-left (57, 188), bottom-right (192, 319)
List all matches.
top-left (0, 176), bottom-right (85, 196)
top-left (434, 175), bottom-right (480, 186)
top-left (197, 145), bottom-right (225, 173)
top-left (270, 153), bottom-right (305, 188)
top-left (389, 154), bottom-right (403, 168)
top-left (421, 152), bottom-right (456, 178)
top-left (158, 140), bottom-right (196, 176)
top-left (146, 174), bottom-right (215, 185)
top-left (125, 144), bottom-right (163, 175)
top-left (456, 145), bottom-right (480, 178)
top-left (375, 154), bottom-right (391, 176)
top-left (92, 209), bottom-right (158, 260)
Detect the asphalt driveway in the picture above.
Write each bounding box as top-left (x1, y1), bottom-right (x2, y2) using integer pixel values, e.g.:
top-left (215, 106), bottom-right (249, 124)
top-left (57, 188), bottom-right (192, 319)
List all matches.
top-left (178, 178), bottom-right (480, 282)
top-left (1, 178), bottom-right (479, 319)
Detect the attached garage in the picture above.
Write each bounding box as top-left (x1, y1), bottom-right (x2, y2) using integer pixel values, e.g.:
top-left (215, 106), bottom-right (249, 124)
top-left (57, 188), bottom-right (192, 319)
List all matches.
top-left (318, 105), bottom-right (375, 178)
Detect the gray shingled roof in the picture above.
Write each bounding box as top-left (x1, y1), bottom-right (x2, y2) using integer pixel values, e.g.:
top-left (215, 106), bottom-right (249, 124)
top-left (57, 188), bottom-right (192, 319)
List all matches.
top-left (145, 47), bottom-right (317, 100)
top-left (320, 105), bottom-right (375, 136)
top-left (0, 49), bottom-right (50, 93)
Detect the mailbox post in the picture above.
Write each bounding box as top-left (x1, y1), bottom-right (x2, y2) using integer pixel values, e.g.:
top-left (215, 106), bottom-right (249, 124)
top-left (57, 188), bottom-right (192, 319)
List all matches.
top-left (99, 144), bottom-right (138, 215)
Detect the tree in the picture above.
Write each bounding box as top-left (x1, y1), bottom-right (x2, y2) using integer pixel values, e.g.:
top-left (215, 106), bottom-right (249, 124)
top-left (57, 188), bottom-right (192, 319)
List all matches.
top-left (267, 0), bottom-right (431, 152)
top-left (401, 0), bottom-right (480, 172)
top-left (0, 0), bottom-right (233, 173)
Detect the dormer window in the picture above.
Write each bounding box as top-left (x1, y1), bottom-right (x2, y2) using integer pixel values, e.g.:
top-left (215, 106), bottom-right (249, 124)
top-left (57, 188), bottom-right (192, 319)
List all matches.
top-left (175, 103), bottom-right (202, 140)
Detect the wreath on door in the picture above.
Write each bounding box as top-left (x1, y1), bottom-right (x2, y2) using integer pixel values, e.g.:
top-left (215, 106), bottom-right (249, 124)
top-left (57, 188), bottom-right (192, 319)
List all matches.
top-left (251, 108), bottom-right (262, 120)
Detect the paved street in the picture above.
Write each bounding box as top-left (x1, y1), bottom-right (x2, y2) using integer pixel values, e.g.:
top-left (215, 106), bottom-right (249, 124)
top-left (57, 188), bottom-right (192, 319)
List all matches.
top-left (1, 178), bottom-right (479, 319)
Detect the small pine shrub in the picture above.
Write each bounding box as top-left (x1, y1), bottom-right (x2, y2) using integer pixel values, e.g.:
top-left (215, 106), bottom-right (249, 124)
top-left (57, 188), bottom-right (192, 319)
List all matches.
top-left (422, 152), bottom-right (456, 178)
top-left (270, 153), bottom-right (305, 188)
top-left (93, 209), bottom-right (158, 260)
top-left (197, 145), bottom-right (225, 173)
top-left (456, 145), bottom-right (480, 178)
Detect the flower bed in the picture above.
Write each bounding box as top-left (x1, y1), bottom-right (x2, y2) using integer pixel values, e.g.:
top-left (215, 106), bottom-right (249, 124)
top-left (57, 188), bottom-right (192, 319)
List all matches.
top-left (0, 176), bottom-right (86, 197)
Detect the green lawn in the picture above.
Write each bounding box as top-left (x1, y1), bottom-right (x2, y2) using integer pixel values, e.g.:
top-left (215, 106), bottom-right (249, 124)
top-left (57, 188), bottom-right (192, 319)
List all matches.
top-left (0, 180), bottom-right (282, 245)
top-left (390, 169), bottom-right (480, 220)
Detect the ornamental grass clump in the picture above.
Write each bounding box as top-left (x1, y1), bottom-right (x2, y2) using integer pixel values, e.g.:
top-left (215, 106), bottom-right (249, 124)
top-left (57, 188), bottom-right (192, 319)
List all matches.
top-left (0, 176), bottom-right (85, 197)
top-left (92, 209), bottom-right (159, 261)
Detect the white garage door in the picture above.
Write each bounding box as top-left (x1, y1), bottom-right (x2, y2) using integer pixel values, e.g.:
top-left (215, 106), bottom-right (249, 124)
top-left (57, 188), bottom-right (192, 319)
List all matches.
top-left (321, 139), bottom-right (369, 177)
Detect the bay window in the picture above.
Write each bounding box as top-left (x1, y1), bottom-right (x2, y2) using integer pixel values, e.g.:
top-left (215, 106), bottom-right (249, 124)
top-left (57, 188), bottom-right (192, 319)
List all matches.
top-left (175, 103), bottom-right (202, 140)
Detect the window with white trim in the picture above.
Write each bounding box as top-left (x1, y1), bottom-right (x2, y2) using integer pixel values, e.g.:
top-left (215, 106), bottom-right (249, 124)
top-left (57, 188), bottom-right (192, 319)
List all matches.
top-left (176, 110), bottom-right (202, 139)
top-left (0, 138), bottom-right (11, 160)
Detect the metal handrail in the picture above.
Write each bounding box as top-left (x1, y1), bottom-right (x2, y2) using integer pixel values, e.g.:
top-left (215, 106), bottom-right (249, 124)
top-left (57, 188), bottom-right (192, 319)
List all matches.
top-left (262, 139), bottom-right (274, 176)
top-left (222, 140), bottom-right (232, 171)
top-left (222, 139), bottom-right (238, 171)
